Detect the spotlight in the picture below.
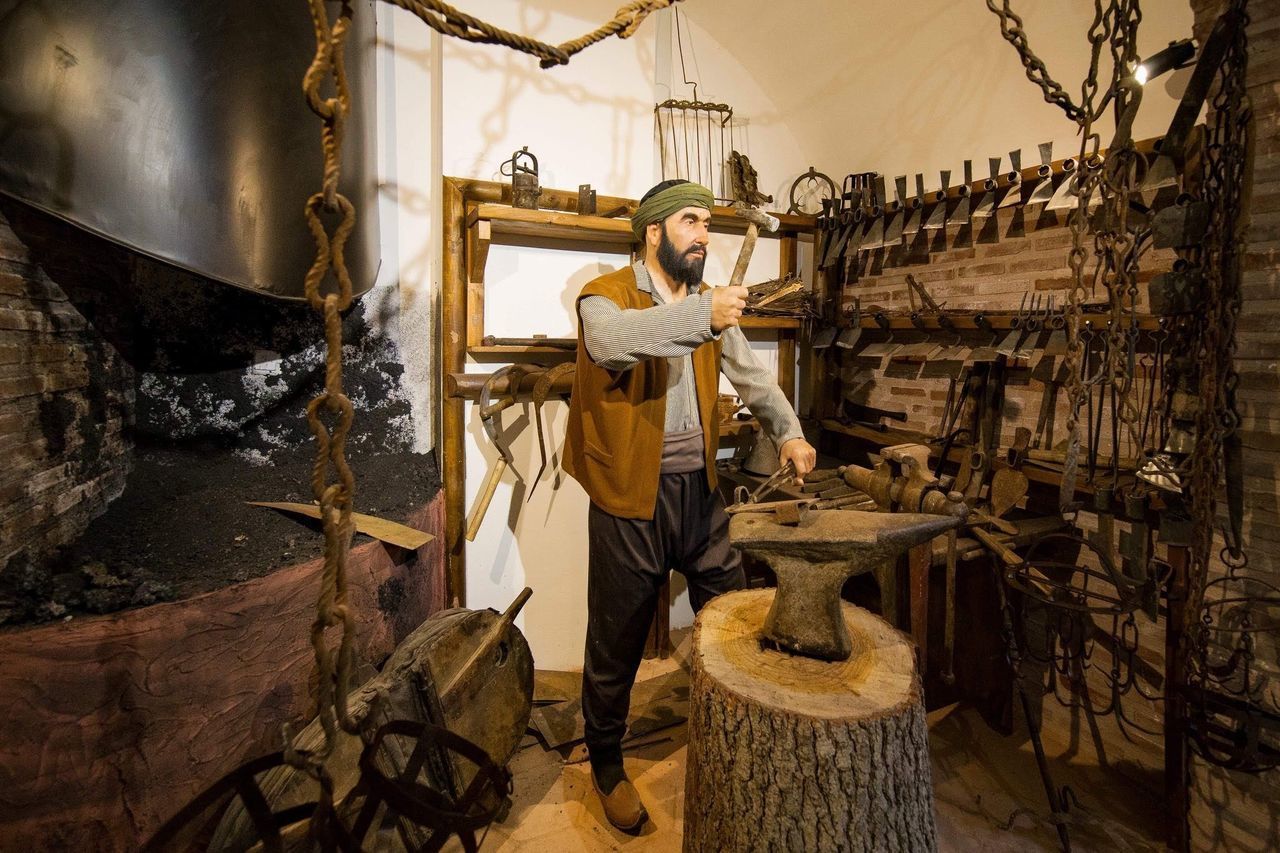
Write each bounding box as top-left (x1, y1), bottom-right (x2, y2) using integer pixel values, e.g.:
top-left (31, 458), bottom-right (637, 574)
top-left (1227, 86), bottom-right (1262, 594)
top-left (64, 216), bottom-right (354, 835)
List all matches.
top-left (1135, 38), bottom-right (1198, 85)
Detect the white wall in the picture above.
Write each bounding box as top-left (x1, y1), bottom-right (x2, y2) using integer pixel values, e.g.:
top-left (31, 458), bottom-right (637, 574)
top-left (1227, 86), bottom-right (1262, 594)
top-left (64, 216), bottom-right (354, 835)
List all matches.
top-left (376, 0), bottom-right (1195, 670)
top-left (684, 0), bottom-right (1195, 199)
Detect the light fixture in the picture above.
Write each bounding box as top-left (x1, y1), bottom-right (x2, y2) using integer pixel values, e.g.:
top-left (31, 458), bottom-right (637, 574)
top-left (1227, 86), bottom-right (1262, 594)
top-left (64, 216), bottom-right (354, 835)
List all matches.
top-left (1135, 38), bottom-right (1198, 85)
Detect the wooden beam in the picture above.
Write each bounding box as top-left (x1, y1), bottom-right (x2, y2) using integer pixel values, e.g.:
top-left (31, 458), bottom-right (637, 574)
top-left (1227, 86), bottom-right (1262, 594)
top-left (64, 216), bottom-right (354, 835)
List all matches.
top-left (442, 178), bottom-right (467, 607)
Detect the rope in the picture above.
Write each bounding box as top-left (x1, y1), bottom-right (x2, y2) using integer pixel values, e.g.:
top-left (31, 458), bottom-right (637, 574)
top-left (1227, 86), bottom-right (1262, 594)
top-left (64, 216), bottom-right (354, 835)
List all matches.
top-left (287, 0), bottom-right (676, 771)
top-left (384, 0), bottom-right (679, 68)
top-left (289, 0), bottom-right (363, 774)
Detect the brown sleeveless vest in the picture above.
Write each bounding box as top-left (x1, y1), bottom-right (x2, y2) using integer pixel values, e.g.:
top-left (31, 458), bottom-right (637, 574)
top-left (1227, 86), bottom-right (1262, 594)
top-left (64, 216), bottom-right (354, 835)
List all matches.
top-left (563, 266), bottom-right (723, 519)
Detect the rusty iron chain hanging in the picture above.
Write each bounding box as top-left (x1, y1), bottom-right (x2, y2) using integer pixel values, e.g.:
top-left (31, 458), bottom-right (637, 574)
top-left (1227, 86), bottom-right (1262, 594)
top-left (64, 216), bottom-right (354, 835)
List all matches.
top-left (1057, 0), bottom-right (1142, 510)
top-left (985, 0), bottom-right (1087, 124)
top-left (1187, 0), bottom-right (1251, 620)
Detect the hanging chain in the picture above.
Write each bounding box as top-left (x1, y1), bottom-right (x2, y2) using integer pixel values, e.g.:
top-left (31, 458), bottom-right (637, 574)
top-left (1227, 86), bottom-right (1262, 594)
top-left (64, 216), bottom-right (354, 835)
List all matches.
top-left (1188, 0), bottom-right (1252, 620)
top-left (985, 0), bottom-right (1086, 123)
top-left (1057, 0), bottom-right (1142, 510)
top-left (291, 0), bottom-right (362, 770)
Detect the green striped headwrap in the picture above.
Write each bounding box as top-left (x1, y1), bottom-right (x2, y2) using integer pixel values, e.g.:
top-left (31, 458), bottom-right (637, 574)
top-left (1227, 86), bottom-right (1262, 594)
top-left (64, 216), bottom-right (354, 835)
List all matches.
top-left (631, 180), bottom-right (714, 240)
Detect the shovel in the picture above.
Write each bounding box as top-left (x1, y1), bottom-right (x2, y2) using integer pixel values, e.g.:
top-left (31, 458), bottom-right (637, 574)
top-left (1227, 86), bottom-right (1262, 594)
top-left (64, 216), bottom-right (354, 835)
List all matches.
top-left (989, 426), bottom-right (1032, 518)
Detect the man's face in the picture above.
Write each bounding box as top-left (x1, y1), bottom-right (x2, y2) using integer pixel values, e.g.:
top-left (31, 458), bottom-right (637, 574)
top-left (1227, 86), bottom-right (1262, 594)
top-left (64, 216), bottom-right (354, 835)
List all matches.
top-left (651, 205), bottom-right (710, 287)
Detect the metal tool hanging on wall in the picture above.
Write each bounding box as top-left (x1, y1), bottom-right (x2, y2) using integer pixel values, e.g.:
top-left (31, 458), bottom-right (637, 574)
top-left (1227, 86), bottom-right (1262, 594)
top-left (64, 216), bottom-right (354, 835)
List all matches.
top-left (501, 146), bottom-right (542, 209)
top-left (787, 166), bottom-right (836, 215)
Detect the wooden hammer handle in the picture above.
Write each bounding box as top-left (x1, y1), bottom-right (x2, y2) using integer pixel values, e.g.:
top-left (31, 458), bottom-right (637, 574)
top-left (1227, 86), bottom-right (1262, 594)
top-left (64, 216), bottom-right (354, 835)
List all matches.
top-left (728, 221), bottom-right (760, 288)
top-left (465, 457), bottom-right (508, 541)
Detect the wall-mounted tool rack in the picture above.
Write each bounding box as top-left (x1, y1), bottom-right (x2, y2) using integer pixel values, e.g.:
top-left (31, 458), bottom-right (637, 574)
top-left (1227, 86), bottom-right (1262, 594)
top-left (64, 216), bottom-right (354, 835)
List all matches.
top-left (441, 176), bottom-right (818, 606)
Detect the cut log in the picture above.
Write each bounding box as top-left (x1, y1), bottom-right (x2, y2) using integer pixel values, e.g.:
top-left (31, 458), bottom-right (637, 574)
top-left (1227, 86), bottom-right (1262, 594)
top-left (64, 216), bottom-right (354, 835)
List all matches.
top-left (683, 589), bottom-right (936, 853)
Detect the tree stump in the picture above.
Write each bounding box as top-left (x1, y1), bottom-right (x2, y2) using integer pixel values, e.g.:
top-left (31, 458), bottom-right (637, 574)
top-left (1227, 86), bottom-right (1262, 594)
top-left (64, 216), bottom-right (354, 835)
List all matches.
top-left (683, 589), bottom-right (936, 853)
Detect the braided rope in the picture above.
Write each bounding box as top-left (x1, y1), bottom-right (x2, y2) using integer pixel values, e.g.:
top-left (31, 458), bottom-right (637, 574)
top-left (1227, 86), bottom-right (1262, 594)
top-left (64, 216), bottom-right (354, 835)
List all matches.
top-left (384, 0), bottom-right (678, 68)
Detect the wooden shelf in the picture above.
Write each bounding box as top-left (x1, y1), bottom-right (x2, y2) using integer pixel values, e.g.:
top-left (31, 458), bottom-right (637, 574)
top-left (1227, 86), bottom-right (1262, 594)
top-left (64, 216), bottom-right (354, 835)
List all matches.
top-left (845, 310), bottom-right (1165, 332)
top-left (740, 316), bottom-right (802, 329)
top-left (820, 419), bottom-right (1133, 499)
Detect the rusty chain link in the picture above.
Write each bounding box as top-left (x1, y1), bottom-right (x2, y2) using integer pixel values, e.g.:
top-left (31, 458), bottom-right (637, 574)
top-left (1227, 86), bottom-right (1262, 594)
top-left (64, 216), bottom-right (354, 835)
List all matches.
top-left (985, 0), bottom-right (1086, 124)
top-left (1186, 0), bottom-right (1251, 622)
top-left (1056, 0), bottom-right (1142, 510)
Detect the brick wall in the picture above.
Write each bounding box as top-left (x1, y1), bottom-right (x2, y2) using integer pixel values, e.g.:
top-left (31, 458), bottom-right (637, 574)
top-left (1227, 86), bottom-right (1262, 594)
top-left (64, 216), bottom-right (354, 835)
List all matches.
top-left (824, 7), bottom-right (1280, 841)
top-left (0, 208), bottom-right (133, 580)
top-left (1187, 0), bottom-right (1280, 849)
top-left (834, 204), bottom-right (1172, 456)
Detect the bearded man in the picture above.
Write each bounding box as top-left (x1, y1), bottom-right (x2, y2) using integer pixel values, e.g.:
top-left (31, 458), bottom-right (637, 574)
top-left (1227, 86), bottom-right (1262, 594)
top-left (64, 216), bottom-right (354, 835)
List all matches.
top-left (563, 179), bottom-right (816, 831)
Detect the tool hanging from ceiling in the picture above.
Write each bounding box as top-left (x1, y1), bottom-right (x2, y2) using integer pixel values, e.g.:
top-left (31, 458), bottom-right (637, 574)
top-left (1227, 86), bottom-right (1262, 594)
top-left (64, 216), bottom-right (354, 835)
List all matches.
top-left (654, 7), bottom-right (739, 202)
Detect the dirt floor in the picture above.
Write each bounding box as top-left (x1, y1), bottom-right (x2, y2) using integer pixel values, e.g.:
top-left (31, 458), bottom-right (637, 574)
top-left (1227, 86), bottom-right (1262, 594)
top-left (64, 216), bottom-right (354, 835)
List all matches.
top-left (0, 445), bottom-right (439, 626)
top-left (463, 629), bottom-right (1168, 853)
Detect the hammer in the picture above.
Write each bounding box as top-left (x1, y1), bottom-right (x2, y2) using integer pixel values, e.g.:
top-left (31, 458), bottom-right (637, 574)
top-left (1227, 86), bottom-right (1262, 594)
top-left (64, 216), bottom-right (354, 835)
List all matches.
top-left (729, 205), bottom-right (781, 288)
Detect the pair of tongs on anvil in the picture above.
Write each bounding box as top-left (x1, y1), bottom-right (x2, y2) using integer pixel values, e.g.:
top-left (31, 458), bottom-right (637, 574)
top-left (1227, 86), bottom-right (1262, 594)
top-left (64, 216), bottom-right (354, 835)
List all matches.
top-left (732, 460), bottom-right (796, 509)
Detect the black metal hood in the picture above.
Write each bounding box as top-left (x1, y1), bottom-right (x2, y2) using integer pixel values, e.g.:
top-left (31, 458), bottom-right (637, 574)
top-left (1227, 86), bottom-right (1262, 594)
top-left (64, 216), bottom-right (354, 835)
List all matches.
top-left (0, 0), bottom-right (380, 300)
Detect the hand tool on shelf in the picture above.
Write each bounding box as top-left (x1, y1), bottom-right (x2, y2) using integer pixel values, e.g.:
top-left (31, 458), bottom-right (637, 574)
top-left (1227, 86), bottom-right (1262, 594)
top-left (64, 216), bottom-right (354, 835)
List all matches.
top-left (786, 166), bottom-right (837, 216)
top-left (998, 149), bottom-right (1023, 209)
top-left (972, 157), bottom-right (1001, 220)
top-left (924, 170), bottom-right (950, 231)
top-left (952, 160), bottom-right (974, 225)
top-left (861, 176), bottom-right (887, 250)
top-left (527, 362), bottom-right (576, 502)
top-left (480, 335), bottom-right (576, 350)
top-left (1026, 142), bottom-right (1056, 208)
top-left (466, 364), bottom-right (533, 541)
top-left (1044, 156), bottom-right (1081, 211)
top-left (990, 426), bottom-right (1032, 518)
top-left (885, 176), bottom-right (907, 244)
top-left (902, 174), bottom-right (926, 238)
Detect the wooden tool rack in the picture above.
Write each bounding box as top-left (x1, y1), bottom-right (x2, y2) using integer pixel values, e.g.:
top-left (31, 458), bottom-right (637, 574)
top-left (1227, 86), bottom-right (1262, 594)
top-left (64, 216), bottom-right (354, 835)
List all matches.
top-left (440, 176), bottom-right (817, 608)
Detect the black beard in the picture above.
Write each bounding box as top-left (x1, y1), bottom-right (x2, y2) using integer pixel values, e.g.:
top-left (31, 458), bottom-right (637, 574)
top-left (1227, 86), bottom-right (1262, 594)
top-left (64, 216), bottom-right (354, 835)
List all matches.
top-left (656, 224), bottom-right (706, 287)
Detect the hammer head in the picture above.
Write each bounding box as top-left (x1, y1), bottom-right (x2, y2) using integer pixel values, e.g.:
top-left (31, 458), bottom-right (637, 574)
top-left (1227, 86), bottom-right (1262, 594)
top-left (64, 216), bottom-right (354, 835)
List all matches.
top-left (734, 204), bottom-right (780, 233)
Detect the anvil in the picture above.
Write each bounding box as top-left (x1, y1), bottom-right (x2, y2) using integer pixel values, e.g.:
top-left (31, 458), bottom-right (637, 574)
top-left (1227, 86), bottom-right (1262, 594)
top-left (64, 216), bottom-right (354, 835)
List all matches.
top-left (731, 509), bottom-right (963, 661)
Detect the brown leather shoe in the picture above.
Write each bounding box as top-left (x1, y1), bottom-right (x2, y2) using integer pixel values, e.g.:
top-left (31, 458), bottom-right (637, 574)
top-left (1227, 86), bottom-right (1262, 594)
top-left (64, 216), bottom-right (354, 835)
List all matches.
top-left (592, 768), bottom-right (649, 833)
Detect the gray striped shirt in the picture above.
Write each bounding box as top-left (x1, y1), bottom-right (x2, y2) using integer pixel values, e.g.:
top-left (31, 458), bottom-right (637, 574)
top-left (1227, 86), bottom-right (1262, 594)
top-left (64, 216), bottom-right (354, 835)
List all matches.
top-left (578, 261), bottom-right (804, 450)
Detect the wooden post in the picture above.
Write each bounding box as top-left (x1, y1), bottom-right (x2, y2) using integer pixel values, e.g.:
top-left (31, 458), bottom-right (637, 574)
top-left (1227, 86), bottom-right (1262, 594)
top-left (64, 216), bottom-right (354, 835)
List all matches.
top-left (778, 234), bottom-right (799, 405)
top-left (441, 178), bottom-right (467, 607)
top-left (685, 589), bottom-right (937, 852)
top-left (908, 541), bottom-right (930, 674)
top-left (1166, 544), bottom-right (1190, 853)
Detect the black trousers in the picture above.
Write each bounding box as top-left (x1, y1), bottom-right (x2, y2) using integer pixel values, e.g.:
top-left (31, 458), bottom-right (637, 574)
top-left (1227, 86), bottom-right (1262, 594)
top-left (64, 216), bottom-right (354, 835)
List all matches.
top-left (582, 470), bottom-right (744, 757)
